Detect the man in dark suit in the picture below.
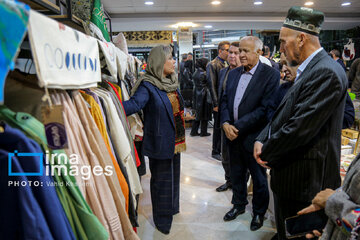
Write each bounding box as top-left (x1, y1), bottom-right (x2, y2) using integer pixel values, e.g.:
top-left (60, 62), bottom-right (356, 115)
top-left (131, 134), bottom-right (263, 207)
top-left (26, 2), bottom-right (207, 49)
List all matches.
top-left (216, 41), bottom-right (241, 192)
top-left (263, 45), bottom-right (280, 71)
top-left (207, 41), bottom-right (230, 160)
top-left (330, 49), bottom-right (347, 72)
top-left (179, 53), bottom-right (188, 90)
top-left (220, 36), bottom-right (279, 230)
top-left (254, 7), bottom-right (348, 240)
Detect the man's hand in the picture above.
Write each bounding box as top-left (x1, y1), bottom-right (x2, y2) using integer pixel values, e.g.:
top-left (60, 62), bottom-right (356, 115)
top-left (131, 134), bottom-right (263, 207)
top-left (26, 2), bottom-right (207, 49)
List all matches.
top-left (223, 124), bottom-right (238, 141)
top-left (254, 141), bottom-right (270, 169)
top-left (213, 107), bottom-right (219, 112)
top-left (312, 188), bottom-right (335, 208)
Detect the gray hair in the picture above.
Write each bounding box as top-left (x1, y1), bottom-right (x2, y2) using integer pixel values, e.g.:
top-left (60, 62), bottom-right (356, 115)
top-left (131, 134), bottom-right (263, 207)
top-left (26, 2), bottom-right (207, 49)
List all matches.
top-left (162, 45), bottom-right (173, 58)
top-left (240, 36), bottom-right (263, 52)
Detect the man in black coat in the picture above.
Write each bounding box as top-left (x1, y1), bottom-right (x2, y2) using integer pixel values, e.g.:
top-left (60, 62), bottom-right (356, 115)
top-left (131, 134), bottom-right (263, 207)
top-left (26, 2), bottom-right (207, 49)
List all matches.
top-left (254, 6), bottom-right (348, 240)
top-left (220, 36), bottom-right (279, 231)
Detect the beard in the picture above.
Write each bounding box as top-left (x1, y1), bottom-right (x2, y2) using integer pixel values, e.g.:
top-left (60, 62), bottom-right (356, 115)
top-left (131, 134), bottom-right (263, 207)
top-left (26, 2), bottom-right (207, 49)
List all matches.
top-left (288, 47), bottom-right (301, 67)
top-left (289, 60), bottom-right (299, 67)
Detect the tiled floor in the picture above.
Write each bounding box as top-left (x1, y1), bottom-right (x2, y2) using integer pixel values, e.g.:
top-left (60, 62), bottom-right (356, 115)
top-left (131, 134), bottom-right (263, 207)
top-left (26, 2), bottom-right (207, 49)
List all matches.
top-left (137, 129), bottom-right (277, 240)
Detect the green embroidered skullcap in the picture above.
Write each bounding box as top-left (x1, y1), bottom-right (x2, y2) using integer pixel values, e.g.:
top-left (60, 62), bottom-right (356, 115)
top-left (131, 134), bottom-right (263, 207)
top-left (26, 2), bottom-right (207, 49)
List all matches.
top-left (283, 6), bottom-right (325, 36)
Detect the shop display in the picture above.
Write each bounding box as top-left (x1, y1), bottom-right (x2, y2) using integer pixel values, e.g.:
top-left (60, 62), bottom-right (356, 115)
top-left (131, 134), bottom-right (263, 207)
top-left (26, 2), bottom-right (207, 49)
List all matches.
top-left (0, 3), bottom-right (144, 239)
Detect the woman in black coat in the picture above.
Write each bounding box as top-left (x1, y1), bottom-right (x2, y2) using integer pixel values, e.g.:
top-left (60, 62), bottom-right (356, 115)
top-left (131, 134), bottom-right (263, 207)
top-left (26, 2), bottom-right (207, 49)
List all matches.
top-left (190, 58), bottom-right (212, 136)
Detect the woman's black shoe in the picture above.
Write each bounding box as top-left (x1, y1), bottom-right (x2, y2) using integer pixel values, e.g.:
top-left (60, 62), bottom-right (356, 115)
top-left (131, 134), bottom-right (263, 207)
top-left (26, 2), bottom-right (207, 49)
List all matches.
top-left (156, 226), bottom-right (170, 235)
top-left (190, 132), bottom-right (200, 136)
top-left (200, 133), bottom-right (211, 137)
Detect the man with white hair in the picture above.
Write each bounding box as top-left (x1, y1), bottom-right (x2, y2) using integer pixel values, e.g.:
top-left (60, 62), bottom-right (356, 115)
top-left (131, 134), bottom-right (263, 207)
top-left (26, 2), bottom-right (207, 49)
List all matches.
top-left (220, 36), bottom-right (279, 230)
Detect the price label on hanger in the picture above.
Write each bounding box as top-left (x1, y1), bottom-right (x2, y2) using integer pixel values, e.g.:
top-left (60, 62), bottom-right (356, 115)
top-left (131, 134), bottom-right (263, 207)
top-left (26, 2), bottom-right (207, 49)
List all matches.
top-left (28, 10), bottom-right (101, 89)
top-left (41, 105), bottom-right (68, 150)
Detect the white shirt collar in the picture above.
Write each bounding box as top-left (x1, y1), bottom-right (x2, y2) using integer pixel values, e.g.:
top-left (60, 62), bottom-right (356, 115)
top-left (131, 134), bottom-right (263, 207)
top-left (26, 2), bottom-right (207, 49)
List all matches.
top-left (295, 47), bottom-right (323, 82)
top-left (243, 60), bottom-right (260, 75)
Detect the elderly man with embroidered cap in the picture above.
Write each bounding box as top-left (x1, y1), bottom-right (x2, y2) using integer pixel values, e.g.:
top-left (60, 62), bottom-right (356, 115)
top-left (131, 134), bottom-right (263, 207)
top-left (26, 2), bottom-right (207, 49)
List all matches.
top-left (253, 6), bottom-right (348, 240)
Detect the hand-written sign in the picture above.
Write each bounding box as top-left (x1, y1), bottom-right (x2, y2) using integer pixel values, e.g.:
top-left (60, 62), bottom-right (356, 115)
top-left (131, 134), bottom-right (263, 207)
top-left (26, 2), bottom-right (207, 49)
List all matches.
top-left (28, 10), bottom-right (101, 89)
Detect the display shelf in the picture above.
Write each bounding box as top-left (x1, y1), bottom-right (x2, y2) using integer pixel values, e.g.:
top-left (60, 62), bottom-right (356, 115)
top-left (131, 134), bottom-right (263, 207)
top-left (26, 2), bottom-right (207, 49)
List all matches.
top-left (19, 0), bottom-right (60, 14)
top-left (50, 14), bottom-right (85, 32)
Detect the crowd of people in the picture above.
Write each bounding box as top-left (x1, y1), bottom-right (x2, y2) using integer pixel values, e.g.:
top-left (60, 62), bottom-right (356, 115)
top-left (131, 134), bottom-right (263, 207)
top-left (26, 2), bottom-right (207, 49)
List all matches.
top-left (124, 5), bottom-right (360, 239)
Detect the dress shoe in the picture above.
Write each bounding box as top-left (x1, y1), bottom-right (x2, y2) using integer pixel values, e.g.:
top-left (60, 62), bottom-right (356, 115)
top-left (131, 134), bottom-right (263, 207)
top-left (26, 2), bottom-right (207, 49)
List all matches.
top-left (216, 183), bottom-right (232, 192)
top-left (223, 207), bottom-right (245, 221)
top-left (190, 132), bottom-right (200, 137)
top-left (271, 233), bottom-right (278, 240)
top-left (211, 153), bottom-right (221, 161)
top-left (156, 227), bottom-right (170, 235)
top-left (250, 214), bottom-right (264, 231)
top-left (200, 132), bottom-right (211, 137)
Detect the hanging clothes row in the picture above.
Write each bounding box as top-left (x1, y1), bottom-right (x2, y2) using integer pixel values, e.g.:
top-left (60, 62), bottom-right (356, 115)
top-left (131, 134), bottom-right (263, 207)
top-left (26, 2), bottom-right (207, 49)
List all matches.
top-left (1, 3), bottom-right (147, 239)
top-left (1, 67), bottom-right (143, 240)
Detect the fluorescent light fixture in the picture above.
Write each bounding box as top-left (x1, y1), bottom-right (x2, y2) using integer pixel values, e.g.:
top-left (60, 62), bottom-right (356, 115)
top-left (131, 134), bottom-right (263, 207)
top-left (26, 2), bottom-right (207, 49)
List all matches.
top-left (211, 1), bottom-right (221, 5)
top-left (171, 22), bottom-right (197, 28)
top-left (211, 36), bottom-right (241, 42)
top-left (193, 44), bottom-right (216, 49)
top-left (205, 25), bottom-right (213, 28)
top-left (254, 1), bottom-right (263, 5)
top-left (341, 2), bottom-right (351, 6)
top-left (304, 1), bottom-right (314, 6)
top-left (144, 1), bottom-right (154, 5)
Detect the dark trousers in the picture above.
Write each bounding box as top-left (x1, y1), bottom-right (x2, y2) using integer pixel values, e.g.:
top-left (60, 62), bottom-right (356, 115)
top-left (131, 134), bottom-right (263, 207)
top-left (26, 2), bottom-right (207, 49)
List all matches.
top-left (149, 154), bottom-right (180, 231)
top-left (273, 193), bottom-right (311, 240)
top-left (229, 139), bottom-right (269, 215)
top-left (190, 120), bottom-right (208, 135)
top-left (212, 111), bottom-right (221, 155)
top-left (221, 129), bottom-right (231, 184)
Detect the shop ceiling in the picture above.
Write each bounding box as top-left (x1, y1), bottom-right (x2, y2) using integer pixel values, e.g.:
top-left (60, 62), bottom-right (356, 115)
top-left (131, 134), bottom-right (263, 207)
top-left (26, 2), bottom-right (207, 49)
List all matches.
top-left (102, 0), bottom-right (360, 32)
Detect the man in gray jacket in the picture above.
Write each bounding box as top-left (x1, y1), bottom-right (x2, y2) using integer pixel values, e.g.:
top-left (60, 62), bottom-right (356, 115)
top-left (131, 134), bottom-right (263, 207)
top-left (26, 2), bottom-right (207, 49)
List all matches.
top-left (207, 41), bottom-right (230, 160)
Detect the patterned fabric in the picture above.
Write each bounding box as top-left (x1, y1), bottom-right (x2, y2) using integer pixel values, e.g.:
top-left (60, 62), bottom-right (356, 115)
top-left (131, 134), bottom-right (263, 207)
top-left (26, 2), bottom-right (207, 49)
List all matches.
top-left (166, 91), bottom-right (186, 153)
top-left (323, 154), bottom-right (360, 240)
top-left (71, 0), bottom-right (93, 23)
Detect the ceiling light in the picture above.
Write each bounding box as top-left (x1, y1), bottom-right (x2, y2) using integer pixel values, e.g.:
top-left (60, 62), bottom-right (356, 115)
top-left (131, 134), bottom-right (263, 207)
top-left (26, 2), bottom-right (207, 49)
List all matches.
top-left (341, 2), bottom-right (351, 6)
top-left (211, 1), bottom-right (221, 5)
top-left (304, 1), bottom-right (314, 6)
top-left (205, 25), bottom-right (213, 28)
top-left (171, 22), bottom-right (197, 28)
top-left (254, 1), bottom-right (263, 5)
top-left (144, 1), bottom-right (154, 5)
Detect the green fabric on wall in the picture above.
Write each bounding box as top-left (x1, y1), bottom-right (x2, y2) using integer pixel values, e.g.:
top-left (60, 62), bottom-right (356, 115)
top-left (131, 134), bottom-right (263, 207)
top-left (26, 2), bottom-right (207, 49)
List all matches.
top-left (91, 0), bottom-right (110, 42)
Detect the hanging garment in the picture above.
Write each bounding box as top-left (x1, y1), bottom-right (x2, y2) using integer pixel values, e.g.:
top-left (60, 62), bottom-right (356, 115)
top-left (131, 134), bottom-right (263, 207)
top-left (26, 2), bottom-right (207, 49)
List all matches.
top-left (80, 90), bottom-right (111, 147)
top-left (82, 89), bottom-right (117, 158)
top-left (52, 91), bottom-right (124, 240)
top-left (100, 83), bottom-right (140, 168)
top-left (94, 89), bottom-right (140, 227)
top-left (99, 85), bottom-right (137, 165)
top-left (92, 89), bottom-right (143, 201)
top-left (73, 91), bottom-right (140, 239)
top-left (111, 82), bottom-right (143, 141)
top-left (0, 107), bottom-right (109, 240)
top-left (0, 123), bottom-right (76, 240)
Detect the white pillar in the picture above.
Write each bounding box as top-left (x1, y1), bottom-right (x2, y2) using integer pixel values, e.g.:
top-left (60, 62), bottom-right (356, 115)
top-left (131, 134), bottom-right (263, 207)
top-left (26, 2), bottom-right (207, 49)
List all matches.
top-left (178, 27), bottom-right (193, 57)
